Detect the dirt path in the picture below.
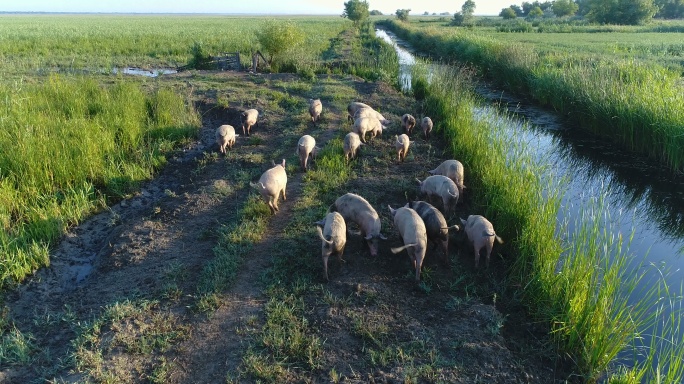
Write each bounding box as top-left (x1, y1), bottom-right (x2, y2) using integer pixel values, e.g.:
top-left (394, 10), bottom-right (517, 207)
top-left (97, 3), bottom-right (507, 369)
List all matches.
top-left (0, 72), bottom-right (570, 383)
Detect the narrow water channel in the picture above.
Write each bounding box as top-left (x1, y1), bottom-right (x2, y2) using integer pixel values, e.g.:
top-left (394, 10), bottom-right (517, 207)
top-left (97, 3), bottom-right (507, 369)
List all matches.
top-left (376, 28), bottom-right (684, 369)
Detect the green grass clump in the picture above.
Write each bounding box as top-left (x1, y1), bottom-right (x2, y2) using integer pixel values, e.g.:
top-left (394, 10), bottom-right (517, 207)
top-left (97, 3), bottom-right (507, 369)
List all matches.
top-left (0, 75), bottom-right (199, 288)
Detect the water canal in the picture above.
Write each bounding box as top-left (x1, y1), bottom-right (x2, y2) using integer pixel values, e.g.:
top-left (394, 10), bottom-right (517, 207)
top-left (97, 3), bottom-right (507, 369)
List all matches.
top-left (376, 28), bottom-right (684, 370)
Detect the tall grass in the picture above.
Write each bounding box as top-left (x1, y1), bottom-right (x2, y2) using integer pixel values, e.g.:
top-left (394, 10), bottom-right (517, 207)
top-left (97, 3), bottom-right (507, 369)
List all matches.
top-left (416, 64), bottom-right (678, 381)
top-left (381, 20), bottom-right (684, 173)
top-left (0, 75), bottom-right (200, 288)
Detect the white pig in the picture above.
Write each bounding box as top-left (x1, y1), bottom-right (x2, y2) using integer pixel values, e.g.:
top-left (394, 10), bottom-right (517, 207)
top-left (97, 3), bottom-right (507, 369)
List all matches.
top-left (388, 205), bottom-right (428, 283)
top-left (296, 135), bottom-right (319, 171)
top-left (241, 108), bottom-right (259, 136)
top-left (215, 124), bottom-right (238, 154)
top-left (329, 193), bottom-right (386, 257)
top-left (347, 101), bottom-right (371, 123)
top-left (344, 132), bottom-right (362, 161)
top-left (250, 159), bottom-right (287, 215)
top-left (353, 116), bottom-right (386, 143)
top-left (428, 160), bottom-right (465, 197)
top-left (315, 212), bottom-right (347, 281)
top-left (353, 107), bottom-right (391, 126)
top-left (416, 175), bottom-right (460, 216)
top-left (395, 134), bottom-right (411, 162)
top-left (421, 116), bottom-right (433, 140)
top-left (460, 215), bottom-right (504, 268)
top-left (309, 98), bottom-right (322, 125)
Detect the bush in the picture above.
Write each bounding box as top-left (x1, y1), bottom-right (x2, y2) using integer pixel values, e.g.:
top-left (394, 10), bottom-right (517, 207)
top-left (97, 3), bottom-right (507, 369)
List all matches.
top-left (497, 20), bottom-right (534, 32)
top-left (187, 42), bottom-right (215, 70)
top-left (256, 20), bottom-right (305, 65)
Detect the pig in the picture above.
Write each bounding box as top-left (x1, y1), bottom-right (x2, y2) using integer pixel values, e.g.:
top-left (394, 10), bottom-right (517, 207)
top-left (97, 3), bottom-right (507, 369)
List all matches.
top-left (347, 101), bottom-right (372, 123)
top-left (353, 107), bottom-right (391, 125)
top-left (250, 159), bottom-right (287, 215)
top-left (353, 116), bottom-right (386, 143)
top-left (329, 193), bottom-right (386, 257)
top-left (421, 116), bottom-right (433, 140)
top-left (428, 159), bottom-right (465, 197)
top-left (241, 108), bottom-right (259, 136)
top-left (309, 98), bottom-right (322, 125)
top-left (314, 212), bottom-right (347, 281)
top-left (460, 215), bottom-right (504, 268)
top-left (401, 114), bottom-right (416, 135)
top-left (215, 124), bottom-right (238, 154)
top-left (296, 135), bottom-right (319, 171)
top-left (369, 120), bottom-right (383, 139)
top-left (395, 134), bottom-right (411, 162)
top-left (407, 201), bottom-right (459, 265)
top-left (344, 132), bottom-right (362, 161)
top-left (388, 205), bottom-right (428, 283)
top-left (416, 175), bottom-right (459, 217)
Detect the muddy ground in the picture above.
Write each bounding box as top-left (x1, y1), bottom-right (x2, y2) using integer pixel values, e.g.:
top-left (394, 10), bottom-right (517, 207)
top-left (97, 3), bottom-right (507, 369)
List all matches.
top-left (0, 70), bottom-right (573, 383)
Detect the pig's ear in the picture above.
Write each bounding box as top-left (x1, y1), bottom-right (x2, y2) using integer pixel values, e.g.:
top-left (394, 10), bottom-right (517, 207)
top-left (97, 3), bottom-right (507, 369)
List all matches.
top-left (314, 219), bottom-right (325, 227)
top-left (403, 202), bottom-right (409, 208)
top-left (281, 159), bottom-right (286, 167)
top-left (377, 233), bottom-right (388, 240)
top-left (387, 205), bottom-right (396, 216)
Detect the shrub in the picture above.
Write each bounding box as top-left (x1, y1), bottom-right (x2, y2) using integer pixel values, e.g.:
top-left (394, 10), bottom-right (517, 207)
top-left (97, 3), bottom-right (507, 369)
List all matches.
top-left (256, 20), bottom-right (305, 65)
top-left (187, 42), bottom-right (215, 70)
top-left (497, 20), bottom-right (534, 33)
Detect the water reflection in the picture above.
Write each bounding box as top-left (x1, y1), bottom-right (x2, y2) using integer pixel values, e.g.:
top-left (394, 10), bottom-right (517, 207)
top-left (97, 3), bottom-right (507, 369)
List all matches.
top-left (112, 67), bottom-right (177, 77)
top-left (483, 86), bottom-right (684, 240)
top-left (376, 29), bottom-right (414, 92)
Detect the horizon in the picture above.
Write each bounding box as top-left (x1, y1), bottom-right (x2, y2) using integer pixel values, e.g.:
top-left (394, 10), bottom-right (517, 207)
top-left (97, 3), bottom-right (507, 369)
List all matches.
top-left (0, 1), bottom-right (518, 16)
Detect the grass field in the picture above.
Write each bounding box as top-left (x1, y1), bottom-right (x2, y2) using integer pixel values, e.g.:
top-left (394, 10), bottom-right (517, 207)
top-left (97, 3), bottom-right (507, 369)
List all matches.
top-left (382, 19), bottom-right (684, 173)
top-left (0, 14), bottom-right (350, 78)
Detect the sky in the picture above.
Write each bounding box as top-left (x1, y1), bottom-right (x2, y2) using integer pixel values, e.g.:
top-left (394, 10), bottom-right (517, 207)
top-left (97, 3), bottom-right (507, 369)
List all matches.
top-left (0, 1), bottom-right (518, 16)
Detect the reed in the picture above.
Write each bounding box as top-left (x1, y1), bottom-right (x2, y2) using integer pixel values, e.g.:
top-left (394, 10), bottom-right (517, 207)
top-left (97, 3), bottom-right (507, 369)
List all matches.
top-left (381, 20), bottom-right (684, 173)
top-left (415, 63), bottom-right (676, 381)
top-left (0, 75), bottom-right (200, 288)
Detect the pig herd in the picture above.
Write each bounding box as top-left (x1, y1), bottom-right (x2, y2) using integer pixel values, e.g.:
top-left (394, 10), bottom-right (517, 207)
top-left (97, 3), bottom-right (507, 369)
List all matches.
top-left (216, 100), bottom-right (503, 284)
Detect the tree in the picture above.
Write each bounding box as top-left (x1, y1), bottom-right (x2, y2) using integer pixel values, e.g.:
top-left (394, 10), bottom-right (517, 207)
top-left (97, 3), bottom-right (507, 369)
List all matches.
top-left (255, 20), bottom-right (304, 64)
top-left (527, 5), bottom-right (544, 18)
top-left (454, 0), bottom-right (477, 25)
top-left (462, 0), bottom-right (477, 17)
top-left (522, 1), bottom-right (554, 15)
top-left (585, 0), bottom-right (658, 24)
top-left (500, 7), bottom-right (518, 18)
top-left (370, 10), bottom-right (384, 15)
top-left (342, 0), bottom-right (370, 25)
top-left (552, 0), bottom-right (579, 16)
top-left (396, 9), bottom-right (411, 21)
top-left (510, 4), bottom-right (525, 16)
top-left (655, 0), bottom-right (684, 18)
